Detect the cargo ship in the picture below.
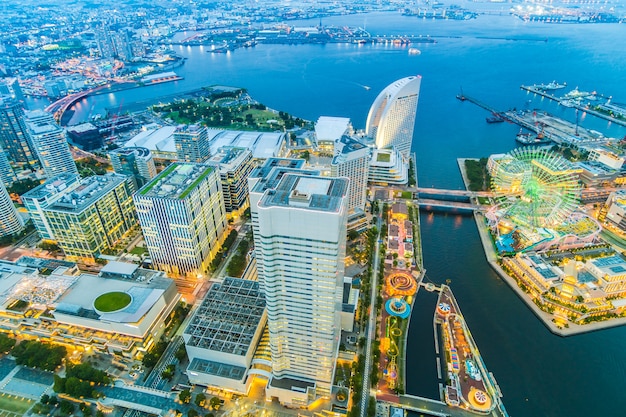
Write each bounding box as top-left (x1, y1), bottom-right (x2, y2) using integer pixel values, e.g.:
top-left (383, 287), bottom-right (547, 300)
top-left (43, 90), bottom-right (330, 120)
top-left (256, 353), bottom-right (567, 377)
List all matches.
top-left (140, 71), bottom-right (183, 85)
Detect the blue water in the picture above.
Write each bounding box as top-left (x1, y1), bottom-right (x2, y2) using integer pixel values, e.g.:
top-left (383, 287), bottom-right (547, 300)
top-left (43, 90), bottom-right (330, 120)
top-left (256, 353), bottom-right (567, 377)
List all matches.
top-left (42, 12), bottom-right (626, 417)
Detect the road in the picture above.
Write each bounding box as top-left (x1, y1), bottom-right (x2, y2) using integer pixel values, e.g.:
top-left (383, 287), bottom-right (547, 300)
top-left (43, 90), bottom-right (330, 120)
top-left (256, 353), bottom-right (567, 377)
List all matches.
top-left (359, 210), bottom-right (382, 417)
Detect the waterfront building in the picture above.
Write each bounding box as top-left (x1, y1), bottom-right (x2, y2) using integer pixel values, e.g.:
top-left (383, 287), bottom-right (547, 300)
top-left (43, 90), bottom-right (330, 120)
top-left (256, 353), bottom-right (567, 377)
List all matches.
top-left (366, 75), bottom-right (421, 160)
top-left (368, 147), bottom-right (409, 185)
top-left (0, 147), bottom-right (16, 186)
top-left (124, 125), bottom-right (177, 160)
top-left (42, 174), bottom-right (136, 262)
top-left (174, 124), bottom-right (211, 163)
top-left (208, 146), bottom-right (254, 218)
top-left (574, 161), bottom-right (617, 186)
top-left (0, 95), bottom-right (39, 169)
top-left (134, 162), bottom-right (227, 278)
top-left (184, 277), bottom-right (267, 393)
top-left (22, 173), bottom-right (81, 241)
top-left (109, 146), bottom-right (157, 188)
top-left (24, 110), bottom-right (78, 178)
top-left (66, 123), bottom-right (103, 151)
top-left (588, 147), bottom-right (625, 170)
top-left (0, 180), bottom-right (23, 238)
top-left (256, 173), bottom-right (348, 405)
top-left (0, 259), bottom-right (179, 358)
top-left (248, 157), bottom-right (312, 293)
top-left (315, 116), bottom-right (353, 151)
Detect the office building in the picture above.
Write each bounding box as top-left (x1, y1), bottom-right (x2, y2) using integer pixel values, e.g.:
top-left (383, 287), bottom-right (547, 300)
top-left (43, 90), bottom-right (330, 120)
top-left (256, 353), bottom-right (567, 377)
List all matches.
top-left (134, 163), bottom-right (227, 278)
top-left (109, 146), bottom-right (157, 188)
top-left (22, 173), bottom-right (81, 241)
top-left (0, 259), bottom-right (179, 358)
top-left (42, 174), bottom-right (136, 262)
top-left (315, 117), bottom-right (353, 151)
top-left (366, 76), bottom-right (421, 159)
top-left (256, 173), bottom-right (348, 405)
top-left (174, 124), bottom-right (211, 163)
top-left (248, 158), bottom-right (313, 293)
top-left (0, 95), bottom-right (38, 169)
top-left (208, 146), bottom-right (254, 218)
top-left (331, 135), bottom-right (370, 212)
top-left (0, 180), bottom-right (23, 237)
top-left (184, 277), bottom-right (267, 393)
top-left (0, 147), bottom-right (16, 186)
top-left (24, 110), bottom-right (78, 178)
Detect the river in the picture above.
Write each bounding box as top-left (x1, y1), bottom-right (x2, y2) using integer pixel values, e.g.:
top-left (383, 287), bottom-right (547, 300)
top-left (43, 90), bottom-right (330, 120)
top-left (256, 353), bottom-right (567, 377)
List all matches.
top-left (36, 11), bottom-right (626, 417)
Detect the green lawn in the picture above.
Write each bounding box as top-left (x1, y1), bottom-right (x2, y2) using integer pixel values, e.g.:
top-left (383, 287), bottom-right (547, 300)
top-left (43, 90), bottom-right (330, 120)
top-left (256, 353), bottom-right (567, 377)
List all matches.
top-left (0, 395), bottom-right (34, 414)
top-left (94, 292), bottom-right (132, 312)
top-left (130, 246), bottom-right (149, 255)
top-left (376, 152), bottom-right (391, 163)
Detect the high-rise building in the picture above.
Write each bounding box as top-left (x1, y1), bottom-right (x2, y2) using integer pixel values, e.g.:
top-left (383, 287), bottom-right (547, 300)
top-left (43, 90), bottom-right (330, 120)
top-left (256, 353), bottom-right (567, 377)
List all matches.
top-left (24, 110), bottom-right (78, 178)
top-left (22, 173), bottom-right (81, 241)
top-left (174, 124), bottom-right (210, 163)
top-left (134, 163), bottom-right (227, 278)
top-left (255, 173), bottom-right (348, 405)
top-left (366, 75), bottom-right (421, 159)
top-left (0, 95), bottom-right (39, 169)
top-left (0, 180), bottom-right (23, 238)
top-left (208, 146), bottom-right (254, 218)
top-left (109, 146), bottom-right (157, 188)
top-left (0, 146), bottom-right (16, 186)
top-left (42, 174), bottom-right (136, 262)
top-left (248, 158), bottom-right (312, 293)
top-left (331, 135), bottom-right (370, 212)
top-left (0, 78), bottom-right (25, 103)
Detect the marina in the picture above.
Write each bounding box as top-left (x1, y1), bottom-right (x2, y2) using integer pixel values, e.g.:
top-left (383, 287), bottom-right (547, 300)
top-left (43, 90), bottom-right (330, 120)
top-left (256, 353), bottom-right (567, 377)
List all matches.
top-left (521, 83), bottom-right (626, 128)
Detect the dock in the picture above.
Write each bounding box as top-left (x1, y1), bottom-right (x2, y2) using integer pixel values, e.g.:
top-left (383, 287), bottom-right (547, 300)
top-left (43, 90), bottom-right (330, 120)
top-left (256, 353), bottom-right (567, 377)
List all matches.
top-left (521, 84), bottom-right (626, 128)
top-left (457, 93), bottom-right (609, 145)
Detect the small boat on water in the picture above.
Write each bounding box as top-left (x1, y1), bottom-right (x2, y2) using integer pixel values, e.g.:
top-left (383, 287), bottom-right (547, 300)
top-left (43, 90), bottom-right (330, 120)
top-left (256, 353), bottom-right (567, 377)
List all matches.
top-left (486, 115), bottom-right (504, 123)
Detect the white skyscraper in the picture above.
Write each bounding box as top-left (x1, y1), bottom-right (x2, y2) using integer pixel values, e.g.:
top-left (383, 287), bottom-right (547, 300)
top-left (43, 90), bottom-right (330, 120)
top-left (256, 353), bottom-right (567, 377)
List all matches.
top-left (256, 173), bottom-right (348, 405)
top-left (24, 110), bottom-right (78, 178)
top-left (0, 180), bottom-right (23, 237)
top-left (134, 163), bottom-right (227, 278)
top-left (366, 75), bottom-right (421, 159)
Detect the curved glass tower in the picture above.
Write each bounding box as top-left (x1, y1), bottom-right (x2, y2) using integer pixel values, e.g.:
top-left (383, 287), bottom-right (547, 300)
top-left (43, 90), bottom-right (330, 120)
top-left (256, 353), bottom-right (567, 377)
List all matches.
top-left (366, 75), bottom-right (421, 159)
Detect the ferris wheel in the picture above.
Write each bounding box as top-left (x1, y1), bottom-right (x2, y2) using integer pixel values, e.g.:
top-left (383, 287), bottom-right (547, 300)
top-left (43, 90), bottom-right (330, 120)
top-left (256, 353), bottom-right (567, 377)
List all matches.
top-left (490, 147), bottom-right (581, 229)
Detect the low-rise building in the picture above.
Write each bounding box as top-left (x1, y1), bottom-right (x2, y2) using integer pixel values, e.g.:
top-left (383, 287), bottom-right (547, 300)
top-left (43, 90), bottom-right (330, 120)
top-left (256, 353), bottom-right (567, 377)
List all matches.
top-left (368, 147), bottom-right (408, 185)
top-left (0, 260), bottom-right (179, 358)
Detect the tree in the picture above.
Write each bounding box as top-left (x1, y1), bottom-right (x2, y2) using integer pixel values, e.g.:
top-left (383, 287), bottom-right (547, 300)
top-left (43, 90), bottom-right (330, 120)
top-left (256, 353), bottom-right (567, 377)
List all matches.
top-left (348, 229), bottom-right (359, 241)
top-left (179, 389), bottom-right (192, 404)
top-left (175, 344), bottom-right (187, 362)
top-left (188, 410), bottom-right (199, 417)
top-left (209, 396), bottom-right (221, 410)
top-left (59, 400), bottom-right (74, 415)
top-left (12, 340), bottom-right (66, 370)
top-left (0, 333), bottom-right (15, 353)
top-left (7, 178), bottom-right (40, 195)
top-left (195, 393), bottom-right (206, 407)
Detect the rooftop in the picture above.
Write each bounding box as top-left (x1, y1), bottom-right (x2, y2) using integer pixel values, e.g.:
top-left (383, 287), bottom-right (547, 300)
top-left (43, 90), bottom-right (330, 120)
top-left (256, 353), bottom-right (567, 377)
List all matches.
top-left (315, 116), bottom-right (351, 142)
top-left (99, 261), bottom-right (139, 278)
top-left (187, 358), bottom-right (246, 381)
top-left (184, 277), bottom-right (265, 356)
top-left (250, 158), bottom-right (305, 182)
top-left (138, 163), bottom-right (214, 199)
top-left (46, 174), bottom-right (128, 213)
top-left (208, 146), bottom-right (252, 171)
top-left (125, 126), bottom-right (177, 153)
top-left (110, 147), bottom-right (152, 159)
top-left (259, 174), bottom-right (348, 212)
top-left (22, 173), bottom-right (80, 201)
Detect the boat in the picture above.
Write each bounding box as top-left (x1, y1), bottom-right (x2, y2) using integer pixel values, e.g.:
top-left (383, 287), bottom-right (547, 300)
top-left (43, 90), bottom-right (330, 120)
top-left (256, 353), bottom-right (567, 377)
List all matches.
top-left (540, 81), bottom-right (567, 91)
top-left (408, 48), bottom-right (421, 55)
top-left (516, 129), bottom-right (550, 145)
top-left (486, 115), bottom-right (504, 123)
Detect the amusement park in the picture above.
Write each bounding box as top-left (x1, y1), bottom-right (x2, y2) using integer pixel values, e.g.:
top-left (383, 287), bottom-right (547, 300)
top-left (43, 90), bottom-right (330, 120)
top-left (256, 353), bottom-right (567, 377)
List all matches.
top-left (477, 147), bottom-right (626, 333)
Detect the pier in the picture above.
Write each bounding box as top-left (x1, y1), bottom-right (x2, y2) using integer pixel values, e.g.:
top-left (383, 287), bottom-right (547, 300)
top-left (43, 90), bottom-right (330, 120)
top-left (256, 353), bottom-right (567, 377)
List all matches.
top-left (521, 84), bottom-right (626, 128)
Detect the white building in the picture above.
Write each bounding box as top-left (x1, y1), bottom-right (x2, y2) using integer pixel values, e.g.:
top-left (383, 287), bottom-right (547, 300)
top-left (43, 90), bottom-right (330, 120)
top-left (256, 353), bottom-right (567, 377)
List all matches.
top-left (588, 148), bottom-right (625, 170)
top-left (22, 173), bottom-right (81, 241)
top-left (605, 189), bottom-right (626, 233)
top-left (315, 116), bottom-right (352, 150)
top-left (0, 180), bottom-right (23, 237)
top-left (134, 163), bottom-right (227, 278)
top-left (331, 136), bottom-right (370, 212)
top-left (0, 147), bottom-right (16, 186)
top-left (368, 147), bottom-right (409, 185)
top-left (366, 76), bottom-right (421, 160)
top-left (256, 173), bottom-right (348, 405)
top-left (24, 110), bottom-right (78, 178)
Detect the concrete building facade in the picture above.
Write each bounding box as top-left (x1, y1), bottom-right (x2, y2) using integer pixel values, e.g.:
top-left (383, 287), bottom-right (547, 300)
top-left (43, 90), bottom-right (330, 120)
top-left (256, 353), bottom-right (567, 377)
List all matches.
top-left (174, 124), bottom-right (210, 163)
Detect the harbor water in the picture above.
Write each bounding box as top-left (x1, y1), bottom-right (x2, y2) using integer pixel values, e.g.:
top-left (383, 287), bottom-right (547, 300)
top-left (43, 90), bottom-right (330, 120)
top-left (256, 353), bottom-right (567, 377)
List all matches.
top-left (36, 12), bottom-right (626, 417)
